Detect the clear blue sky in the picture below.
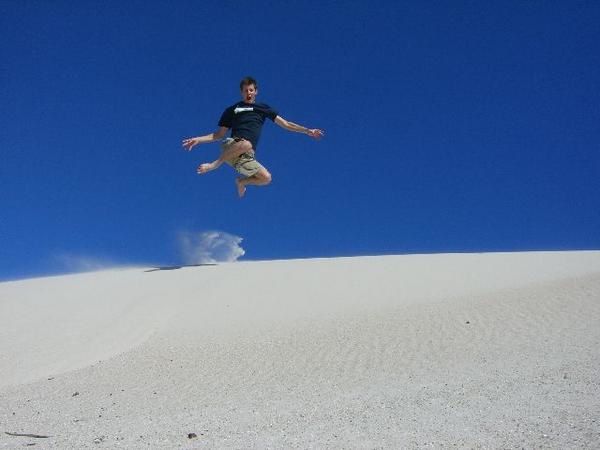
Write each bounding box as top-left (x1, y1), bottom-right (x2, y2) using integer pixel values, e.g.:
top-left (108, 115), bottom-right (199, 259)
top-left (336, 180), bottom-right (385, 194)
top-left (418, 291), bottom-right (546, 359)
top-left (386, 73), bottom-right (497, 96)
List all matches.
top-left (2, 1), bottom-right (599, 281)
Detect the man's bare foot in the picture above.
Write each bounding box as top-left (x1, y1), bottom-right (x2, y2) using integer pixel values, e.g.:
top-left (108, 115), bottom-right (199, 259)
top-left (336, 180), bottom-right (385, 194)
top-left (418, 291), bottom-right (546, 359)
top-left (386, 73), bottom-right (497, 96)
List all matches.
top-left (235, 177), bottom-right (247, 198)
top-left (197, 162), bottom-right (216, 174)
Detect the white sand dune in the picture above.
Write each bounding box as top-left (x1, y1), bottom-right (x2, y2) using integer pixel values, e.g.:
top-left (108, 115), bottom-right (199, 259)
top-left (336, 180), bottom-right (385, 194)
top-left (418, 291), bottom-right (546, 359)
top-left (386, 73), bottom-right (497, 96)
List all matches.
top-left (1, 251), bottom-right (599, 448)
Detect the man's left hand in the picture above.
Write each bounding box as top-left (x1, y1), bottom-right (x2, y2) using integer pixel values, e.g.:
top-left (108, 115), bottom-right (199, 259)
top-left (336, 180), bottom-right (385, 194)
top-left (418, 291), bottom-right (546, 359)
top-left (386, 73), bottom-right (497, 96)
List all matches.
top-left (307, 129), bottom-right (325, 140)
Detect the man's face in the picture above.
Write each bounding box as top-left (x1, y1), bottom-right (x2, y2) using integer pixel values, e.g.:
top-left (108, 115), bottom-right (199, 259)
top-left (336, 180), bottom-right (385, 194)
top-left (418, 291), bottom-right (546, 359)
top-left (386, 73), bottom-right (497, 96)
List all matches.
top-left (241, 83), bottom-right (257, 103)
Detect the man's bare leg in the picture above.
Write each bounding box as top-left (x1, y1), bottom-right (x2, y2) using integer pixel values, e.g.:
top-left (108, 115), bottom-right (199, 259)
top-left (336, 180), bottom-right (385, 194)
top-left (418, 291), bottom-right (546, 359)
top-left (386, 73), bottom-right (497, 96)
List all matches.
top-left (197, 159), bottom-right (222, 174)
top-left (236, 168), bottom-right (272, 198)
top-left (197, 139), bottom-right (253, 175)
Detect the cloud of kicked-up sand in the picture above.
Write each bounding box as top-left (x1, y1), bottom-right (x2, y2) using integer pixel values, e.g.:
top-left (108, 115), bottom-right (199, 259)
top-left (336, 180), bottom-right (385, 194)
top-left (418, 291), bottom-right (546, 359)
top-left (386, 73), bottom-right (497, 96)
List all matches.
top-left (178, 230), bottom-right (245, 265)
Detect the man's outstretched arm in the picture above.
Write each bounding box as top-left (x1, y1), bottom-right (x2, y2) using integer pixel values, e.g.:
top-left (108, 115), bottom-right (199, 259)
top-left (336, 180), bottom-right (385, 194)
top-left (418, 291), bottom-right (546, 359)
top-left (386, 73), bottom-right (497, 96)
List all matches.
top-left (274, 116), bottom-right (325, 139)
top-left (182, 126), bottom-right (229, 151)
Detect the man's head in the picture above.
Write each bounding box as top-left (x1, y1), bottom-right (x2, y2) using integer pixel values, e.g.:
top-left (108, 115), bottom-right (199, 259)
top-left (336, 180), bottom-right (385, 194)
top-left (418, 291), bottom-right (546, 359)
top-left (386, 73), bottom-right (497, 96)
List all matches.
top-left (240, 76), bottom-right (258, 103)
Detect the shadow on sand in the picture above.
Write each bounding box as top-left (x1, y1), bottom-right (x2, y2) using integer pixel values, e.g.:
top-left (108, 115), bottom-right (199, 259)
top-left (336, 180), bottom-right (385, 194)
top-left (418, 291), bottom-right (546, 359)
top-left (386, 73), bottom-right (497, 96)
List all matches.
top-left (144, 264), bottom-right (217, 273)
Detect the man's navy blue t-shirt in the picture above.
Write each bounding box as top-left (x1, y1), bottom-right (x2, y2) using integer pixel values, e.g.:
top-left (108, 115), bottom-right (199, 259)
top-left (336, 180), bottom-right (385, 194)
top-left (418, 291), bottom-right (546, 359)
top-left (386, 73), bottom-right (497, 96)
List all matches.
top-left (218, 101), bottom-right (278, 150)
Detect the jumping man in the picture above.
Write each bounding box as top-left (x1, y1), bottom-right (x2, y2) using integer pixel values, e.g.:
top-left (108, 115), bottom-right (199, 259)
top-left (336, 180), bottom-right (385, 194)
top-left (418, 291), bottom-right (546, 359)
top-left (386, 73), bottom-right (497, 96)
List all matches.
top-left (182, 76), bottom-right (325, 197)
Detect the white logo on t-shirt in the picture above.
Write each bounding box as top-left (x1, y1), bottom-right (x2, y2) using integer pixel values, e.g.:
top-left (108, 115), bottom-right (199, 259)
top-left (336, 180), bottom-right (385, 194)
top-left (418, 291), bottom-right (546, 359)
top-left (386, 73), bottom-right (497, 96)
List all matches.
top-left (234, 107), bottom-right (254, 114)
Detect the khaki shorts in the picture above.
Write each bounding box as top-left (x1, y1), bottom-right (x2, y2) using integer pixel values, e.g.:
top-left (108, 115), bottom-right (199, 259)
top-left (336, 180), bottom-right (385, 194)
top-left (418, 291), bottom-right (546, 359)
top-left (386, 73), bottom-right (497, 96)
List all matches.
top-left (221, 137), bottom-right (265, 177)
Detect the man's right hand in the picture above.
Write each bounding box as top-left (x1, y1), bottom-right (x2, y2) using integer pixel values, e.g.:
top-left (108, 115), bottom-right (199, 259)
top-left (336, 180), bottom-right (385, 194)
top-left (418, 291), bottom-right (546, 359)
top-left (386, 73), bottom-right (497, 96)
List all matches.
top-left (182, 137), bottom-right (201, 151)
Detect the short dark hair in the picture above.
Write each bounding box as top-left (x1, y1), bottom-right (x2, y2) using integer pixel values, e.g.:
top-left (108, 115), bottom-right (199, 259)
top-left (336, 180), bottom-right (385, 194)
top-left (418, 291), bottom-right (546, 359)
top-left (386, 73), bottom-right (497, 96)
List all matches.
top-left (240, 76), bottom-right (258, 90)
